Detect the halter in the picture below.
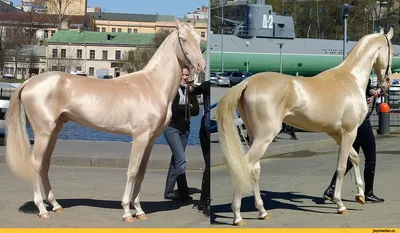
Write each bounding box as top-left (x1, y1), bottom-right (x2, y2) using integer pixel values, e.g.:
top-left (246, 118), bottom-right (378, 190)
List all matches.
top-left (378, 34), bottom-right (392, 99)
top-left (177, 30), bottom-right (193, 67)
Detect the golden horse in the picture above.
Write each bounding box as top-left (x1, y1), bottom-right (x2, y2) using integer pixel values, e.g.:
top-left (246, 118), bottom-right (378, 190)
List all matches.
top-left (216, 28), bottom-right (394, 226)
top-left (5, 19), bottom-right (205, 222)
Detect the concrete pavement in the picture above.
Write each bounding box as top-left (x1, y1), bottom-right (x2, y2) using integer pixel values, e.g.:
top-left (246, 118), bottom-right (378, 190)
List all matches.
top-left (210, 132), bottom-right (400, 228)
top-left (0, 164), bottom-right (210, 228)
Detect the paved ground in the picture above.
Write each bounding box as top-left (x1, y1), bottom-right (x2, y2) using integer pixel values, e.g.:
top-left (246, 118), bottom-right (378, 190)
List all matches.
top-left (0, 164), bottom-right (210, 228)
top-left (210, 134), bottom-right (400, 228)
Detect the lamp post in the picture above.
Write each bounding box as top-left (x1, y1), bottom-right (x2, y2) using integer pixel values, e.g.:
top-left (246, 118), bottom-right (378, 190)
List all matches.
top-left (340, 4), bottom-right (353, 60)
top-left (205, 5), bottom-right (211, 81)
top-left (278, 42), bottom-right (284, 73)
top-left (245, 41), bottom-right (249, 72)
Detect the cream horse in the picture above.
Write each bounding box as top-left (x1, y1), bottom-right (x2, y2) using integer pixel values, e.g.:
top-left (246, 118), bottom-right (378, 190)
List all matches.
top-left (5, 19), bottom-right (205, 222)
top-left (216, 28), bottom-right (394, 226)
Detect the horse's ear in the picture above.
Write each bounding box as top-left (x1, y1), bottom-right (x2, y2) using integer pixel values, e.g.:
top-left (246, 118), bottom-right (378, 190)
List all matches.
top-left (379, 28), bottom-right (384, 34)
top-left (175, 17), bottom-right (183, 31)
top-left (387, 27), bottom-right (394, 40)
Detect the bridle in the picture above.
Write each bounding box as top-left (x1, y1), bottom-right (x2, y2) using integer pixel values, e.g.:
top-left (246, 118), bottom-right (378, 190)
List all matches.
top-left (366, 34), bottom-right (392, 119)
top-left (177, 30), bottom-right (193, 69)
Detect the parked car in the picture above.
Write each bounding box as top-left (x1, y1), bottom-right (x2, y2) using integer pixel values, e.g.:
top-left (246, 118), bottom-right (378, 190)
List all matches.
top-left (210, 72), bottom-right (231, 87)
top-left (227, 71), bottom-right (253, 85)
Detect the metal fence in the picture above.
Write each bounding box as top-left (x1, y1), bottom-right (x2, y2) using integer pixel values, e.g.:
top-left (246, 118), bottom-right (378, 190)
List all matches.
top-left (369, 84), bottom-right (400, 127)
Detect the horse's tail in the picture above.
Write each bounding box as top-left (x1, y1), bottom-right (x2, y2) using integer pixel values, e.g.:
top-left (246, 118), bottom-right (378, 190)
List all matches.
top-left (5, 82), bottom-right (35, 183)
top-left (216, 80), bottom-right (252, 193)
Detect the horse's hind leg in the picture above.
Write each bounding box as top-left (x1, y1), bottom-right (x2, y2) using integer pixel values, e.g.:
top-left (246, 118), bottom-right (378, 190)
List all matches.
top-left (131, 137), bottom-right (157, 220)
top-left (121, 132), bottom-right (151, 223)
top-left (40, 121), bottom-right (64, 213)
top-left (31, 126), bottom-right (58, 219)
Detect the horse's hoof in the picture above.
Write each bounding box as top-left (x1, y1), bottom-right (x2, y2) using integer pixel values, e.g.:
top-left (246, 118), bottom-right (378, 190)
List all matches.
top-left (136, 214), bottom-right (148, 220)
top-left (233, 220), bottom-right (246, 226)
top-left (259, 215), bottom-right (270, 220)
top-left (39, 212), bottom-right (51, 219)
top-left (54, 208), bottom-right (64, 213)
top-left (356, 196), bottom-right (365, 204)
top-left (122, 216), bottom-right (135, 223)
top-left (338, 210), bottom-right (349, 214)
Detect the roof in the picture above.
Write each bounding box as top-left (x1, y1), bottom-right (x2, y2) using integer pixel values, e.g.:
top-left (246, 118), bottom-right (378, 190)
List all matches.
top-left (47, 30), bottom-right (155, 46)
top-left (0, 12), bottom-right (89, 28)
top-left (0, 1), bottom-right (22, 12)
top-left (88, 12), bottom-right (157, 22)
top-left (157, 15), bottom-right (207, 24)
top-left (88, 12), bottom-right (207, 24)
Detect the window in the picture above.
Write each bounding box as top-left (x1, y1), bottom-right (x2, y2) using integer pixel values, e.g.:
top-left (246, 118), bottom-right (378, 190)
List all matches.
top-left (89, 67), bottom-right (94, 76)
top-left (102, 27), bottom-right (106, 32)
top-left (76, 67), bottom-right (82, 71)
top-left (52, 49), bottom-right (58, 58)
top-left (52, 66), bottom-right (57, 71)
top-left (44, 30), bottom-right (48, 38)
top-left (77, 49), bottom-right (82, 58)
top-left (60, 66), bottom-right (66, 72)
top-left (90, 50), bottom-right (95, 59)
top-left (51, 31), bottom-right (56, 37)
top-left (118, 28), bottom-right (122, 32)
top-left (102, 50), bottom-right (108, 60)
top-left (61, 49), bottom-right (66, 58)
top-left (115, 50), bottom-right (121, 60)
top-left (201, 31), bottom-right (205, 38)
top-left (128, 29), bottom-right (132, 33)
top-left (96, 27), bottom-right (100, 32)
top-left (133, 29), bottom-right (138, 33)
top-left (112, 28), bottom-right (116, 32)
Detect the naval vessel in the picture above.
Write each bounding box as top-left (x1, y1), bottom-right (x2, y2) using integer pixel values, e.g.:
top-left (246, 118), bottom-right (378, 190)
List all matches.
top-left (209, 0), bottom-right (400, 76)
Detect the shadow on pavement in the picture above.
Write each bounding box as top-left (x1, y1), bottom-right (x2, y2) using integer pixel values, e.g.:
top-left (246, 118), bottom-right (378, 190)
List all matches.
top-left (210, 189), bottom-right (362, 225)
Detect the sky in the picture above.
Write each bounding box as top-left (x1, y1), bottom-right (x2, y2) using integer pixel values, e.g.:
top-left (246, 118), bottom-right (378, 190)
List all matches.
top-left (87, 0), bottom-right (209, 17)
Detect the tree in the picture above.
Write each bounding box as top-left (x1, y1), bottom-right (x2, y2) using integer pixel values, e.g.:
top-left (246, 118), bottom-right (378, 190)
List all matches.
top-left (46, 0), bottom-right (81, 27)
top-left (3, 26), bottom-right (34, 78)
top-left (122, 29), bottom-right (172, 73)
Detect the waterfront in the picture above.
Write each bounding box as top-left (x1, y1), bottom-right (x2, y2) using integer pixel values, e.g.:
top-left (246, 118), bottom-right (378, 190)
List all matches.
top-left (1, 107), bottom-right (204, 146)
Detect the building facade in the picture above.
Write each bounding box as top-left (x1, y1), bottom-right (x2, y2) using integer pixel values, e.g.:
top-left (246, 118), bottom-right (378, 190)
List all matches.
top-left (89, 12), bottom-right (208, 40)
top-left (46, 30), bottom-right (155, 78)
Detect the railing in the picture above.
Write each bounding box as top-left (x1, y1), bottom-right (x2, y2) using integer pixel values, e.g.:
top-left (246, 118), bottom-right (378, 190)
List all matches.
top-left (370, 84), bottom-right (400, 127)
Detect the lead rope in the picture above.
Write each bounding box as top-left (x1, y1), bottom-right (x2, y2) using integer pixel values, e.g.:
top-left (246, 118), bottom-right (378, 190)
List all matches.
top-left (184, 85), bottom-right (191, 120)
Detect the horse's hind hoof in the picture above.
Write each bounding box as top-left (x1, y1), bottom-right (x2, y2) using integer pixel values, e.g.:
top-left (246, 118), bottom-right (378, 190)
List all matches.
top-left (356, 195), bottom-right (365, 204)
top-left (136, 214), bottom-right (148, 220)
top-left (54, 208), bottom-right (64, 213)
top-left (39, 212), bottom-right (51, 219)
top-left (122, 216), bottom-right (135, 223)
top-left (259, 215), bottom-right (270, 220)
top-left (338, 210), bottom-right (349, 214)
top-left (233, 220), bottom-right (246, 226)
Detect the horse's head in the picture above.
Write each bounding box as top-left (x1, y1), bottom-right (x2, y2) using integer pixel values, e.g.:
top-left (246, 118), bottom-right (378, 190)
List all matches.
top-left (374, 27), bottom-right (395, 95)
top-left (174, 18), bottom-right (206, 74)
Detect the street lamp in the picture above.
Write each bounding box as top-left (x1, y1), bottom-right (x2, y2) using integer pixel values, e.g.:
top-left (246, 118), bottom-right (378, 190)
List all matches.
top-left (278, 42), bottom-right (284, 74)
top-left (340, 3), bottom-right (354, 60)
top-left (245, 41), bottom-right (249, 72)
top-left (373, 0), bottom-right (388, 33)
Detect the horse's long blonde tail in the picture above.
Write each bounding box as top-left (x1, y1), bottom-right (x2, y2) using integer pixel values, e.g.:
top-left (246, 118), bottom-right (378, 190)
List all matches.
top-left (5, 82), bottom-right (35, 183)
top-left (216, 80), bottom-right (252, 193)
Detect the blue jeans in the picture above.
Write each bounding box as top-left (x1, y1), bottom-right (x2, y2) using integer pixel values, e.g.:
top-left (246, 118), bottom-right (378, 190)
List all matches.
top-left (163, 126), bottom-right (189, 198)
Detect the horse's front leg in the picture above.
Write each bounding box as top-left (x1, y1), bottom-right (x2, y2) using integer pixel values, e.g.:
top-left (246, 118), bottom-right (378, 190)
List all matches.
top-left (334, 130), bottom-right (357, 214)
top-left (130, 136), bottom-right (157, 220)
top-left (349, 147), bottom-right (365, 204)
top-left (121, 131), bottom-right (151, 223)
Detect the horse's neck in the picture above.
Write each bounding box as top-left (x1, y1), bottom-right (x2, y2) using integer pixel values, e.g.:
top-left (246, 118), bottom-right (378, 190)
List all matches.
top-left (339, 38), bottom-right (381, 92)
top-left (142, 31), bottom-right (182, 103)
